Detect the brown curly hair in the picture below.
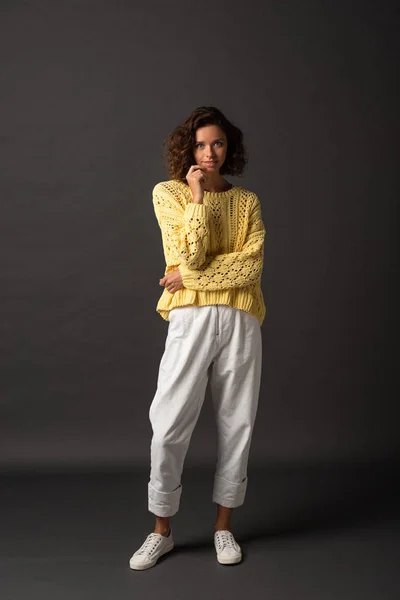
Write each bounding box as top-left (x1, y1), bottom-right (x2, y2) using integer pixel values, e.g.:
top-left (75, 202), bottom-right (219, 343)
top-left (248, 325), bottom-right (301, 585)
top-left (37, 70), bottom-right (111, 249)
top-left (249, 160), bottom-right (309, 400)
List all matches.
top-left (162, 106), bottom-right (248, 181)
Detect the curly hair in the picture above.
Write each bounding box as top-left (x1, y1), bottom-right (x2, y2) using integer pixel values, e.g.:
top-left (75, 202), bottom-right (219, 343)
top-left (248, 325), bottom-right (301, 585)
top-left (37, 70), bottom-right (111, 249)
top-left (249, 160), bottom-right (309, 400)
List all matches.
top-left (162, 106), bottom-right (248, 181)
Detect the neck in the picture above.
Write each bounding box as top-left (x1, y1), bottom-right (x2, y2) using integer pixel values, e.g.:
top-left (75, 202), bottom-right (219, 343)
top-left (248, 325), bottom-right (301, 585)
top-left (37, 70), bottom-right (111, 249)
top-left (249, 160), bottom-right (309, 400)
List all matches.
top-left (203, 175), bottom-right (230, 192)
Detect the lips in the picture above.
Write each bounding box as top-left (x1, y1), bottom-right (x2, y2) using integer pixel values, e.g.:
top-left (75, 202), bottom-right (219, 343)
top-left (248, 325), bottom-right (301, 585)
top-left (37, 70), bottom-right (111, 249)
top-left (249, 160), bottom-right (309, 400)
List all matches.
top-left (204, 161), bottom-right (217, 165)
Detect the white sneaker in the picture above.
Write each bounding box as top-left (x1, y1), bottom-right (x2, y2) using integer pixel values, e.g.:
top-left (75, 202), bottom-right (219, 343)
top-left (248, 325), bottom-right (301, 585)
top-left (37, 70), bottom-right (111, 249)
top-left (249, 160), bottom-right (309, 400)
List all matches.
top-left (214, 530), bottom-right (242, 564)
top-left (129, 529), bottom-right (174, 570)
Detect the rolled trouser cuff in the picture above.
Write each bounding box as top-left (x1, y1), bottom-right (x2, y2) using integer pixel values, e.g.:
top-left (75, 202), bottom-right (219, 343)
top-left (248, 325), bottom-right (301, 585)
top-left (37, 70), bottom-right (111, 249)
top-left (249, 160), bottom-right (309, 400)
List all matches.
top-left (148, 482), bottom-right (182, 517)
top-left (212, 474), bottom-right (248, 508)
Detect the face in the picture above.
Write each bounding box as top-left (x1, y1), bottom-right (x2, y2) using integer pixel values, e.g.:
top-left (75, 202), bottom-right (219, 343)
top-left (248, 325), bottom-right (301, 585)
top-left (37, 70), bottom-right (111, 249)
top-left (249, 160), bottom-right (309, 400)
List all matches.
top-left (193, 124), bottom-right (228, 173)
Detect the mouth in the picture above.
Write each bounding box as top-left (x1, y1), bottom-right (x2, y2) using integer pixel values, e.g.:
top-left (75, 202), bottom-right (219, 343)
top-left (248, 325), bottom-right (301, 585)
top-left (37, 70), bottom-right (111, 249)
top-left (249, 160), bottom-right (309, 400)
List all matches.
top-left (203, 161), bottom-right (217, 166)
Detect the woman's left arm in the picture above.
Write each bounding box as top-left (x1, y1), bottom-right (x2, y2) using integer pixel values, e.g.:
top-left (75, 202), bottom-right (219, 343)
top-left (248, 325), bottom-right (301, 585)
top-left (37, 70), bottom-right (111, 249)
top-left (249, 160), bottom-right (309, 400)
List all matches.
top-left (178, 194), bottom-right (266, 291)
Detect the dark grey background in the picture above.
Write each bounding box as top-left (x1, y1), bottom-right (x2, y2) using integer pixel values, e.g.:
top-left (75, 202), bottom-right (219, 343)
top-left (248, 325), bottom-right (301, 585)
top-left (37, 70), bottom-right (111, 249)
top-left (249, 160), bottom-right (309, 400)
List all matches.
top-left (0, 0), bottom-right (398, 469)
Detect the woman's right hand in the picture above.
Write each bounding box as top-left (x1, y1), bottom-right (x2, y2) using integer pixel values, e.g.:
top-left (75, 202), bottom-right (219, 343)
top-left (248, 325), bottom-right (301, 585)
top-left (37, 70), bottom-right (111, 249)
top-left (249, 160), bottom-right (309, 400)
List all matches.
top-left (185, 165), bottom-right (208, 203)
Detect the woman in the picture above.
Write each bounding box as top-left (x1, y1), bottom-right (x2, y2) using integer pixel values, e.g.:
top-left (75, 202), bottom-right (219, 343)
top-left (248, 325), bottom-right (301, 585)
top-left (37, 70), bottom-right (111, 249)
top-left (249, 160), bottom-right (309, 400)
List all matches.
top-left (129, 106), bottom-right (267, 570)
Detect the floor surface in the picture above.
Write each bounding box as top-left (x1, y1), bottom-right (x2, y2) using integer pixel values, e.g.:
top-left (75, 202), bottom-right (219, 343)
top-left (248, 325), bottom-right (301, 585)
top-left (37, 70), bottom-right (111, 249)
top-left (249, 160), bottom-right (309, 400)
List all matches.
top-left (1, 461), bottom-right (399, 599)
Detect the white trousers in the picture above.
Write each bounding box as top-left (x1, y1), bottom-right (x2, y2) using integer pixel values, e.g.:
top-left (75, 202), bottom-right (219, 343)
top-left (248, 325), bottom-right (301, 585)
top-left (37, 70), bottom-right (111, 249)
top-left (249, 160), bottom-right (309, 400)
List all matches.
top-left (148, 304), bottom-right (262, 517)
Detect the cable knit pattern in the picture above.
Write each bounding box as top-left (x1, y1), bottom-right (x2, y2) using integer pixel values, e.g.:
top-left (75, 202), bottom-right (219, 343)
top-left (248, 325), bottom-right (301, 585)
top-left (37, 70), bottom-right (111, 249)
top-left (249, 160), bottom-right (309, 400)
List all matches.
top-left (152, 179), bottom-right (267, 326)
top-left (153, 181), bottom-right (211, 269)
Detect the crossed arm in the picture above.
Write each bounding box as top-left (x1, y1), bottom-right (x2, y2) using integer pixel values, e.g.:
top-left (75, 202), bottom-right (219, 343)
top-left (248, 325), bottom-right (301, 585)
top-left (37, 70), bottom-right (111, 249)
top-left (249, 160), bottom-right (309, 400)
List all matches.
top-left (178, 195), bottom-right (265, 290)
top-left (154, 185), bottom-right (266, 292)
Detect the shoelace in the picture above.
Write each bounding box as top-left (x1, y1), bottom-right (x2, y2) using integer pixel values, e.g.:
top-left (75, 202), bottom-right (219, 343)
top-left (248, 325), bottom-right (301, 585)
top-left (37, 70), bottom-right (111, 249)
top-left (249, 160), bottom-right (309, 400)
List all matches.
top-left (215, 531), bottom-right (239, 552)
top-left (136, 533), bottom-right (163, 556)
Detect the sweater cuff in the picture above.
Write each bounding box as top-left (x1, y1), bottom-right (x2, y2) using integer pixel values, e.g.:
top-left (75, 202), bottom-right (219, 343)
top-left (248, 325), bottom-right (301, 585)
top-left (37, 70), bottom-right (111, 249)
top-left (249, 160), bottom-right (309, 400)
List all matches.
top-left (184, 202), bottom-right (209, 220)
top-left (179, 263), bottom-right (200, 287)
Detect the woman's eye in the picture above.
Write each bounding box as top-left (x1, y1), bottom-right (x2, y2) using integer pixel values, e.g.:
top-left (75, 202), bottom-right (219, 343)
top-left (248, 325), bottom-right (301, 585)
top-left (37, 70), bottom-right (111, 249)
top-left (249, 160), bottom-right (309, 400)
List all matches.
top-left (195, 142), bottom-right (223, 148)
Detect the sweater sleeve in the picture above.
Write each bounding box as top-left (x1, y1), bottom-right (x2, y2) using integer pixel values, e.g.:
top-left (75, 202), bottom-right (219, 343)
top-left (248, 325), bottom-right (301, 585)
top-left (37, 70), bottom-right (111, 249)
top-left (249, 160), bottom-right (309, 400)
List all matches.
top-left (178, 193), bottom-right (266, 290)
top-left (152, 182), bottom-right (211, 269)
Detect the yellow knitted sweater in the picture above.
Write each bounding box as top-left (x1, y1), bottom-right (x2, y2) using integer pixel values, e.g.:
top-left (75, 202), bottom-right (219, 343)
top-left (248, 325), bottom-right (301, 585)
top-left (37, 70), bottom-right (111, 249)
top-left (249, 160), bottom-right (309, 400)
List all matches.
top-left (152, 179), bottom-right (267, 326)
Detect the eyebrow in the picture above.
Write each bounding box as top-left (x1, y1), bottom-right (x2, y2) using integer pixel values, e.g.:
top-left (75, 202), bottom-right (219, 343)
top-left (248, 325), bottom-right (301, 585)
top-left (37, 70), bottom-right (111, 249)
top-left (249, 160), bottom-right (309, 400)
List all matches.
top-left (195, 138), bottom-right (225, 143)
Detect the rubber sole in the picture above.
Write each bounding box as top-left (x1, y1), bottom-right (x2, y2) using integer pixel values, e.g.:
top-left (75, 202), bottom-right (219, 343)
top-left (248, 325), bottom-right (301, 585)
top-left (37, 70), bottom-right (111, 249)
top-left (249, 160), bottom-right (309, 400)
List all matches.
top-left (129, 542), bottom-right (174, 570)
top-left (217, 552), bottom-right (242, 565)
